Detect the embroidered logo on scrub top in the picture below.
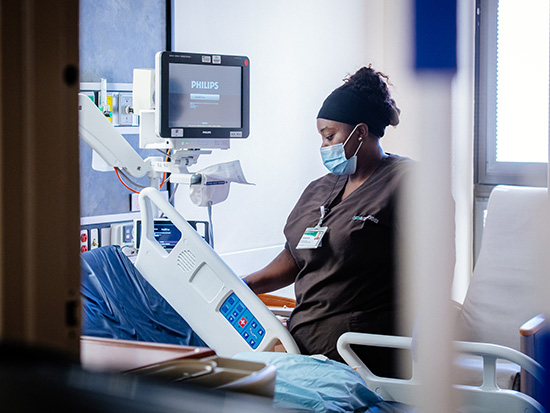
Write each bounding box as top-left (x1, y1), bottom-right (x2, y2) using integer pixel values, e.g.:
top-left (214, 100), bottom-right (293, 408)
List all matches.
top-left (352, 215), bottom-right (379, 224)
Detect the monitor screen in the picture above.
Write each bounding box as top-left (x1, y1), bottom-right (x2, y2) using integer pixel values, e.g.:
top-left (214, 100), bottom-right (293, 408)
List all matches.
top-left (135, 219), bottom-right (182, 252)
top-left (152, 221), bottom-right (182, 250)
top-left (156, 51), bottom-right (250, 140)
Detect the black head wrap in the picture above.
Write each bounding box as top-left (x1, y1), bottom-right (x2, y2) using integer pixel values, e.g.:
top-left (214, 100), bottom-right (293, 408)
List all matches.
top-left (317, 88), bottom-right (388, 137)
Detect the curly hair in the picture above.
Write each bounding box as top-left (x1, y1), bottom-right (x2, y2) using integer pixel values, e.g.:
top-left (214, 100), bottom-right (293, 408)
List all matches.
top-left (340, 66), bottom-right (400, 127)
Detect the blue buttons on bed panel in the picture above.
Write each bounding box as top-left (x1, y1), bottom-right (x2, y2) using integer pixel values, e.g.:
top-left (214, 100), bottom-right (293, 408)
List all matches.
top-left (219, 293), bottom-right (265, 349)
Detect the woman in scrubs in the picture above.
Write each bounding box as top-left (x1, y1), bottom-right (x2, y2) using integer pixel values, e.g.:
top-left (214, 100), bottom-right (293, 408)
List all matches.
top-left (244, 66), bottom-right (411, 377)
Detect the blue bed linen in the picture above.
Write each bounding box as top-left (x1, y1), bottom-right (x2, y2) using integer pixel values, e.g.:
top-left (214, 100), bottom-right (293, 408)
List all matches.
top-left (81, 245), bottom-right (206, 347)
top-left (234, 352), bottom-right (384, 412)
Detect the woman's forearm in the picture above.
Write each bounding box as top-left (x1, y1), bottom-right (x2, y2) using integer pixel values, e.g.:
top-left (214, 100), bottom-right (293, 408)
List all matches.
top-left (244, 249), bottom-right (299, 294)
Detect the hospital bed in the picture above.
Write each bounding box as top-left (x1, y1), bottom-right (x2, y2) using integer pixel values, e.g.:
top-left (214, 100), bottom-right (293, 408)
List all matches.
top-left (81, 187), bottom-right (546, 412)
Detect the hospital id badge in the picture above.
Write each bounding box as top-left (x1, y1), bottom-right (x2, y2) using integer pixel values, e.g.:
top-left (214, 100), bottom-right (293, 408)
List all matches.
top-left (296, 227), bottom-right (328, 249)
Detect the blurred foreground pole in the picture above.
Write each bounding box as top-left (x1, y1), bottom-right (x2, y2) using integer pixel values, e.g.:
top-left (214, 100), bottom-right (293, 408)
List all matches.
top-left (402, 1), bottom-right (457, 411)
top-left (542, 18), bottom-right (550, 408)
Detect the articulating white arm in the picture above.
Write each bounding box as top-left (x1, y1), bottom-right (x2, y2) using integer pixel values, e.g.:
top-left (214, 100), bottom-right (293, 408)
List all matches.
top-left (78, 93), bottom-right (151, 178)
top-left (78, 92), bottom-right (248, 206)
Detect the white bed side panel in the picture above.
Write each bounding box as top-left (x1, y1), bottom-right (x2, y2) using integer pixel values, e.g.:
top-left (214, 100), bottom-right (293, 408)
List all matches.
top-left (135, 188), bottom-right (299, 357)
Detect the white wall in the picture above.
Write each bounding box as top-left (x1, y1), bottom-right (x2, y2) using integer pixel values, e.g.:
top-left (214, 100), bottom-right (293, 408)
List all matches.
top-left (173, 0), bottom-right (387, 282)
top-left (172, 0), bottom-right (474, 301)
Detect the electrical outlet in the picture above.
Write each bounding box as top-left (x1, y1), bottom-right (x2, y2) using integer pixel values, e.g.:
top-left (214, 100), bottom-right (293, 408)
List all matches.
top-left (118, 93), bottom-right (134, 126)
top-left (80, 229), bottom-right (89, 253)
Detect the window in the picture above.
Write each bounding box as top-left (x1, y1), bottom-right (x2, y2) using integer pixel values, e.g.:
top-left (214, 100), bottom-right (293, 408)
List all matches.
top-left (474, 0), bottom-right (549, 259)
top-left (475, 0), bottom-right (549, 189)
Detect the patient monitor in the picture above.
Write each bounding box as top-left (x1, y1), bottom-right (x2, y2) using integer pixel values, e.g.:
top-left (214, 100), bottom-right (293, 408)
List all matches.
top-left (155, 51), bottom-right (250, 143)
top-left (139, 51), bottom-right (250, 158)
top-left (136, 187), bottom-right (300, 357)
top-left (78, 51), bottom-right (251, 196)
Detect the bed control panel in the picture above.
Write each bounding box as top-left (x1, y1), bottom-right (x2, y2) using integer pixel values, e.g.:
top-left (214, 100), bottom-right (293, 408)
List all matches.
top-left (220, 293), bottom-right (265, 349)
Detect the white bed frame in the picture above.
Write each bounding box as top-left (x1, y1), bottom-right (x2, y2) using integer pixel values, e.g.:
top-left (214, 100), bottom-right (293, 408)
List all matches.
top-left (134, 187), bottom-right (300, 357)
top-left (337, 332), bottom-right (545, 412)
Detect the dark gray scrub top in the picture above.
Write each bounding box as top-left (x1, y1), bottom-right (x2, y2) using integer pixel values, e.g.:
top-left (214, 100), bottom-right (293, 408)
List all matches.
top-left (284, 154), bottom-right (411, 335)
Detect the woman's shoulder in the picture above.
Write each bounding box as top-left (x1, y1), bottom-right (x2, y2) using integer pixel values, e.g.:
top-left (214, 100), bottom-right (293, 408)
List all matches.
top-left (383, 153), bottom-right (414, 175)
top-left (304, 173), bottom-right (341, 192)
top-left (292, 174), bottom-right (342, 204)
top-left (310, 172), bottom-right (340, 184)
top-left (386, 153), bottom-right (414, 166)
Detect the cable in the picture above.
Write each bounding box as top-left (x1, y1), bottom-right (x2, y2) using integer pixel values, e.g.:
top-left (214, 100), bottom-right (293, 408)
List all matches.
top-left (169, 183), bottom-right (179, 203)
top-left (116, 168), bottom-right (148, 189)
top-left (159, 148), bottom-right (172, 189)
top-left (115, 168), bottom-right (140, 194)
top-left (156, 149), bottom-right (174, 159)
top-left (160, 172), bottom-right (167, 189)
top-left (207, 201), bottom-right (215, 248)
top-left (115, 147), bottom-right (171, 193)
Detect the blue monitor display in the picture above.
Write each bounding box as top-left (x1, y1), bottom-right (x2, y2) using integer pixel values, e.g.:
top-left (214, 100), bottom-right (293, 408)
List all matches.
top-left (135, 219), bottom-right (181, 252)
top-left (153, 221), bottom-right (182, 250)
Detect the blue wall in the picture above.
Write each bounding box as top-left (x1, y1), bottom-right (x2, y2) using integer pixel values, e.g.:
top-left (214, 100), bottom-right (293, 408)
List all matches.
top-left (79, 0), bottom-right (166, 217)
top-left (80, 1), bottom-right (166, 83)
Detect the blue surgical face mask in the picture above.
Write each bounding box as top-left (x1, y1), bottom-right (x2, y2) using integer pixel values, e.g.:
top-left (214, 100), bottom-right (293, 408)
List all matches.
top-left (320, 124), bottom-right (363, 175)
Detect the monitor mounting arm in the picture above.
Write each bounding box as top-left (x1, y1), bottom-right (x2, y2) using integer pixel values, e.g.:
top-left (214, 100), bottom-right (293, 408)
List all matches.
top-left (78, 93), bottom-right (207, 186)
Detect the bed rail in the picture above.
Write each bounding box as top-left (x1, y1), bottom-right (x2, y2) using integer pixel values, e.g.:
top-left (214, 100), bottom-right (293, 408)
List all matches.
top-left (337, 332), bottom-right (544, 412)
top-left (135, 187), bottom-right (300, 357)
